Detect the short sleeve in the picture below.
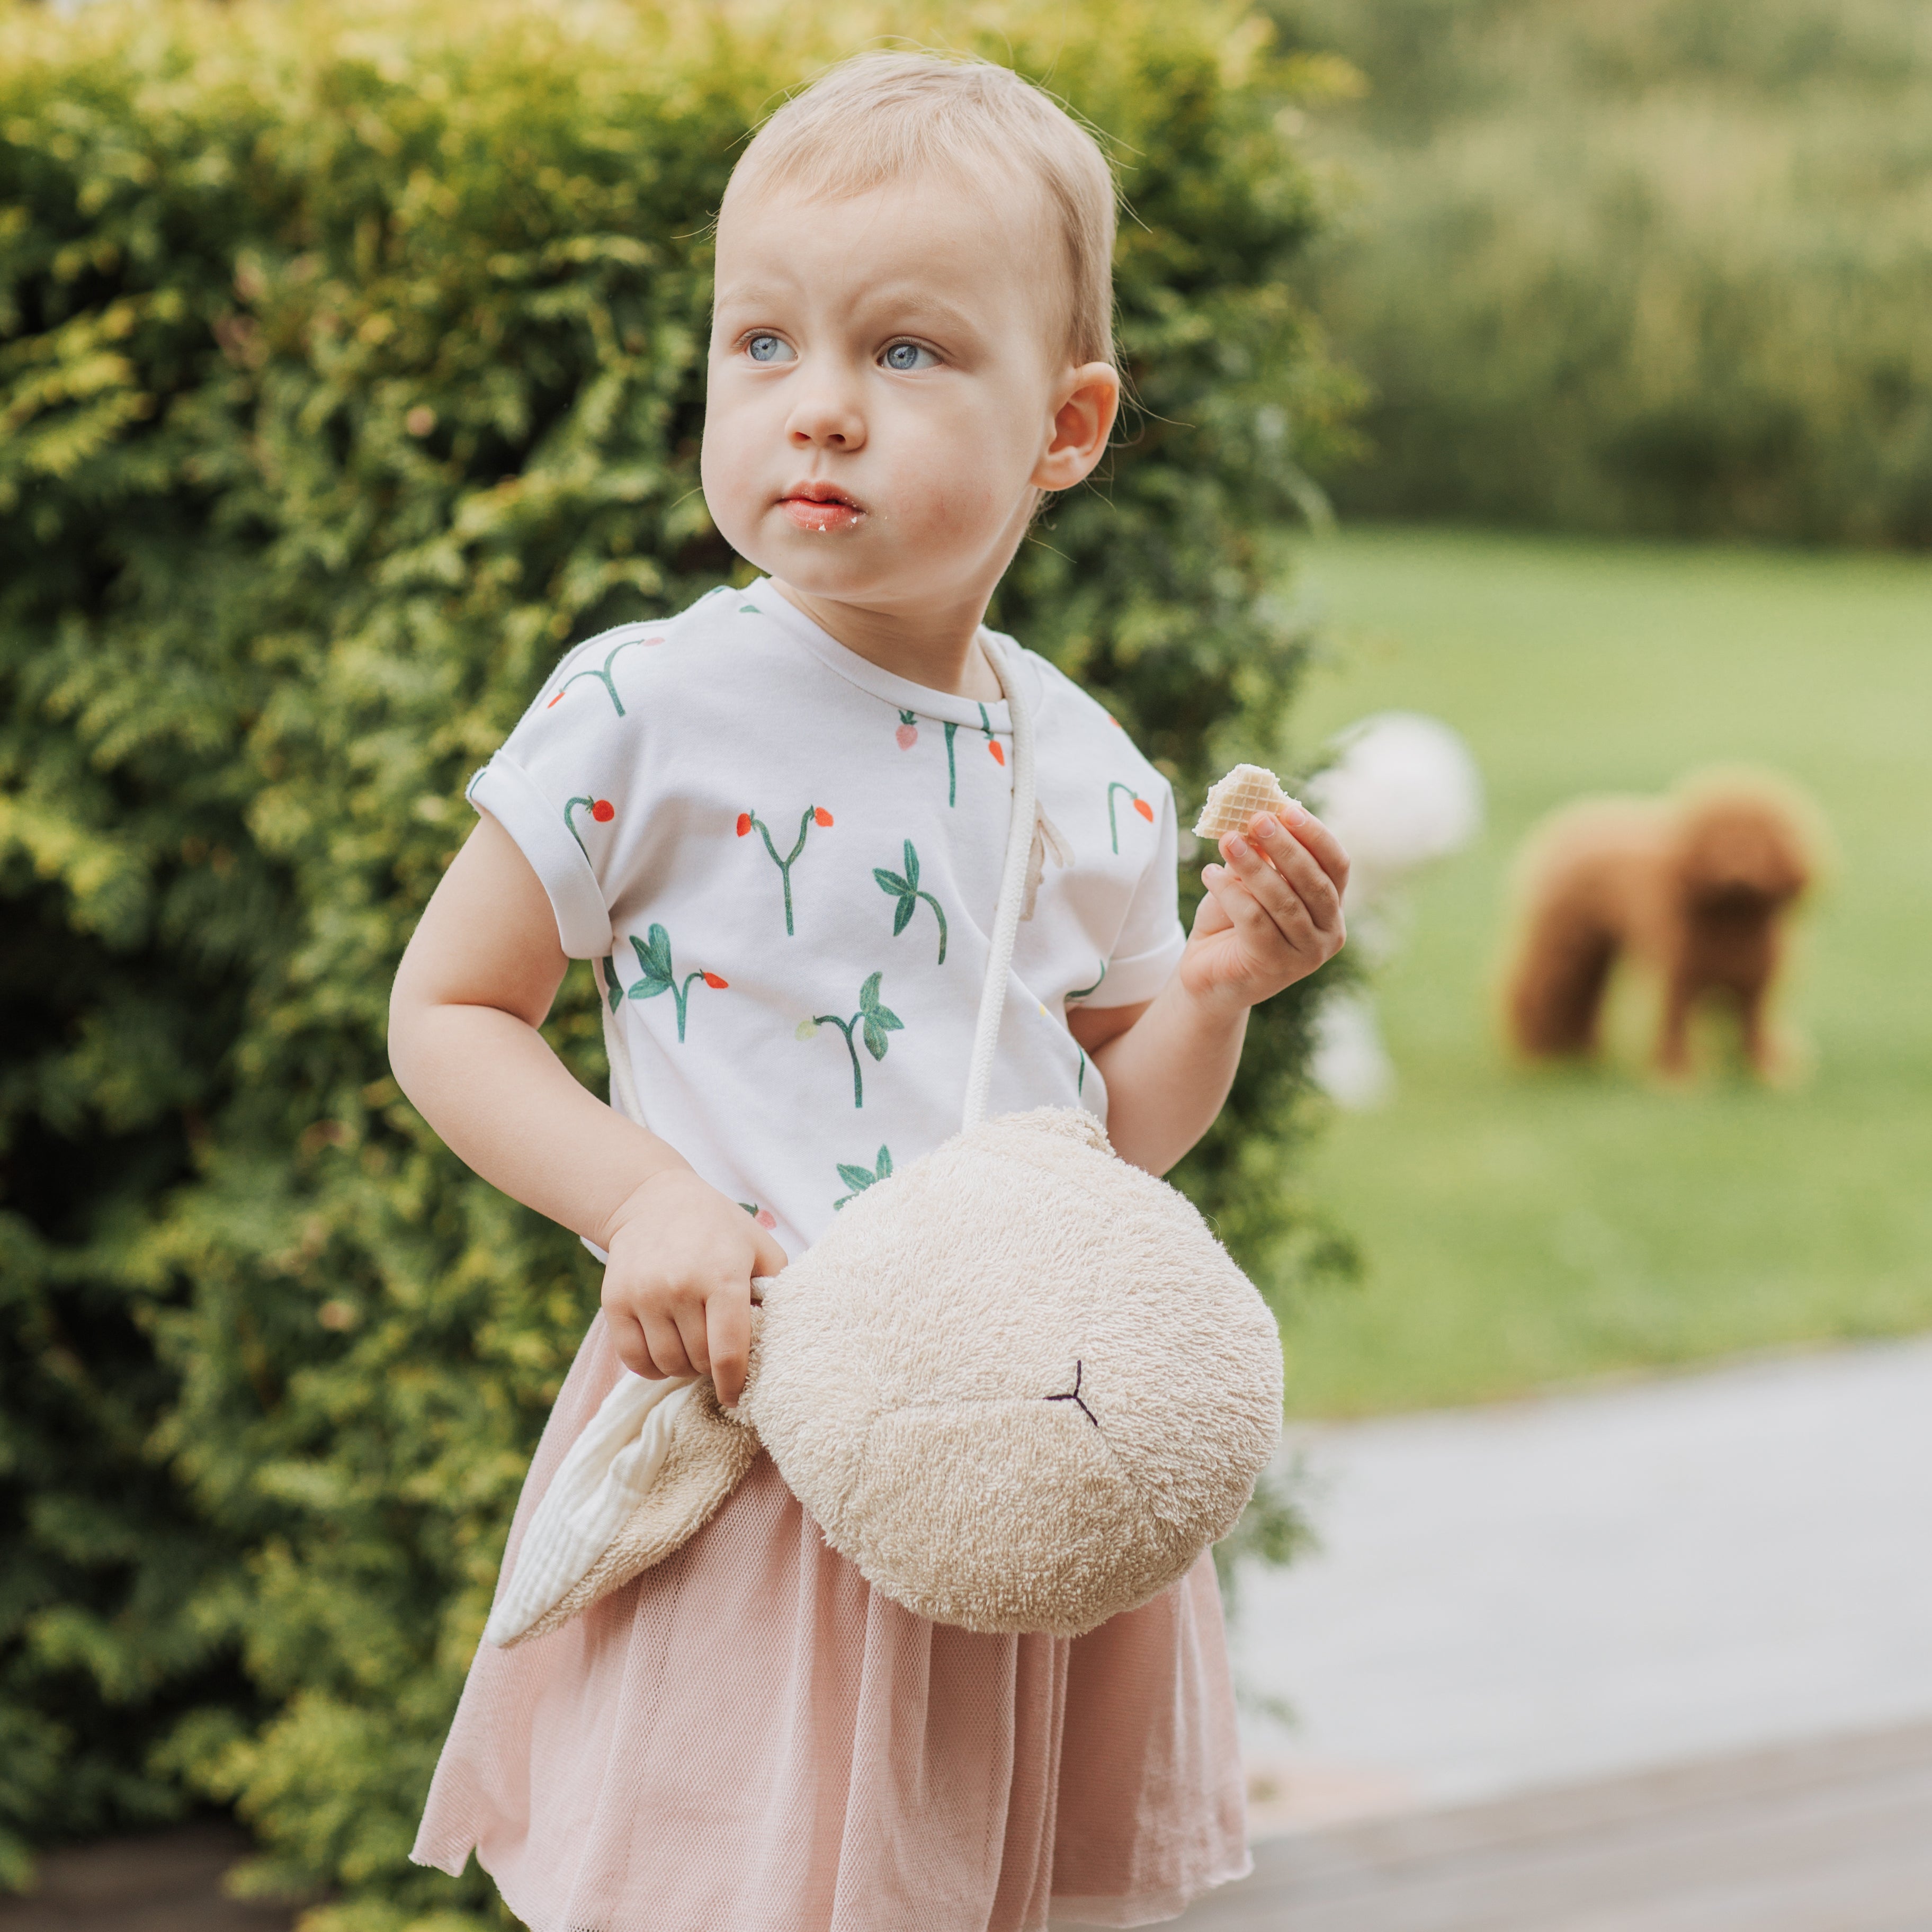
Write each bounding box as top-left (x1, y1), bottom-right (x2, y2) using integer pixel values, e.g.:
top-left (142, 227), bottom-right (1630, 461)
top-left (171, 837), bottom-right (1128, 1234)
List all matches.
top-left (1089, 779), bottom-right (1187, 1006)
top-left (464, 625), bottom-right (654, 959)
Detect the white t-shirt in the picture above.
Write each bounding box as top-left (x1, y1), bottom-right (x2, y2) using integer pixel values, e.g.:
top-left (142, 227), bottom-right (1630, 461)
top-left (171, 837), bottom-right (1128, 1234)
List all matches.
top-left (469, 581), bottom-right (1186, 1260)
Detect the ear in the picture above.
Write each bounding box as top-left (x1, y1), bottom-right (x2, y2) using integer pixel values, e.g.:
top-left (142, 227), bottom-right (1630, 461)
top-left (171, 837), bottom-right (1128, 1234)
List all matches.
top-left (1031, 362), bottom-right (1121, 494)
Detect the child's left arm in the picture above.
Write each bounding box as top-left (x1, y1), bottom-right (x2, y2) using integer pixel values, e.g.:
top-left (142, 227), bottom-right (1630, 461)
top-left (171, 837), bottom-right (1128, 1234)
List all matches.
top-left (1070, 801), bottom-right (1348, 1176)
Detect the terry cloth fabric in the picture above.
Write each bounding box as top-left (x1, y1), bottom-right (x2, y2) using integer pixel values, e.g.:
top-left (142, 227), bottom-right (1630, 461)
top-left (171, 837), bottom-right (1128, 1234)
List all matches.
top-left (743, 1106), bottom-right (1284, 1639)
top-left (414, 583), bottom-right (1247, 1926)
top-left (413, 1316), bottom-right (1252, 1932)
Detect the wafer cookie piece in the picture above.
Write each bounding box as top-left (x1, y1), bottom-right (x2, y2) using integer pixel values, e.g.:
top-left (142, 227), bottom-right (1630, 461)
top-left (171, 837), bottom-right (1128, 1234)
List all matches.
top-left (1193, 764), bottom-right (1299, 841)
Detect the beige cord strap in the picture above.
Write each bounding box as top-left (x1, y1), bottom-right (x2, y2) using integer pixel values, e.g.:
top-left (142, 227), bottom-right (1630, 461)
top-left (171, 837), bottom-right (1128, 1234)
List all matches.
top-left (960, 633), bottom-right (1035, 1134)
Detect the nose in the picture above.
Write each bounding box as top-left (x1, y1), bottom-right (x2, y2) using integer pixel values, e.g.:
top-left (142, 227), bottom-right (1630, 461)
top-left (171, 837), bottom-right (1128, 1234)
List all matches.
top-left (785, 370), bottom-right (866, 453)
top-left (1044, 1361), bottom-right (1098, 1427)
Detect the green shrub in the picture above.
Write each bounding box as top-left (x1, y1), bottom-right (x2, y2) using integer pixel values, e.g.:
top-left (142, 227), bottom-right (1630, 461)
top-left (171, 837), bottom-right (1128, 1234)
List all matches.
top-left (0, 0), bottom-right (1354, 1918)
top-left (1275, 0), bottom-right (1932, 544)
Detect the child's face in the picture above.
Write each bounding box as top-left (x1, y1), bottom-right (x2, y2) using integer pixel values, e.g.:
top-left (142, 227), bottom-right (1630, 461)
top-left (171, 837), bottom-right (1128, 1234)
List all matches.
top-left (703, 171), bottom-right (1106, 618)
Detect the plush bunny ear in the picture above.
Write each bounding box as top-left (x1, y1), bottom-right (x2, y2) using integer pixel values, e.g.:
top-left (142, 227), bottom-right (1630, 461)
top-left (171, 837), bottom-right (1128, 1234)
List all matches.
top-left (487, 1370), bottom-right (759, 1649)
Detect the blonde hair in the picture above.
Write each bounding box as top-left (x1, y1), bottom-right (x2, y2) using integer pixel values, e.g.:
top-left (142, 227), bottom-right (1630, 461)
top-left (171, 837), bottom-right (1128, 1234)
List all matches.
top-left (724, 52), bottom-right (1118, 368)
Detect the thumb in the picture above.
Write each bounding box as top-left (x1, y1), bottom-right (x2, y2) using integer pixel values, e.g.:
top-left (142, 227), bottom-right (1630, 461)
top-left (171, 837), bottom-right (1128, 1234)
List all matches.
top-left (752, 1228), bottom-right (790, 1280)
top-left (1191, 881), bottom-right (1234, 937)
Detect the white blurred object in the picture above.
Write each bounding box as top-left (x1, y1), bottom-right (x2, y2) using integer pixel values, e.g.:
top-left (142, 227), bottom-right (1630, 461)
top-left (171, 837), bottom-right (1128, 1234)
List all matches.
top-left (1305, 712), bottom-right (1483, 1107)
top-left (1309, 987), bottom-right (1397, 1111)
top-left (1309, 711), bottom-right (1485, 953)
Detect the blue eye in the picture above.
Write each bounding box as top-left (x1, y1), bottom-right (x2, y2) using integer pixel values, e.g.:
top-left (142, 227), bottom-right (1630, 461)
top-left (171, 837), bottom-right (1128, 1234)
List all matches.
top-left (881, 342), bottom-right (936, 372)
top-left (746, 334), bottom-right (793, 364)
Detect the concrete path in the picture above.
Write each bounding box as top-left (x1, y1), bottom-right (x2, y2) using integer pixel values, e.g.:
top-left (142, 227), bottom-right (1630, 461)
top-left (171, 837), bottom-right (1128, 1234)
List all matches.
top-left (1179, 1722), bottom-right (1932, 1931)
top-left (1230, 1336), bottom-right (1932, 1826)
top-left (0, 1823), bottom-right (287, 1932)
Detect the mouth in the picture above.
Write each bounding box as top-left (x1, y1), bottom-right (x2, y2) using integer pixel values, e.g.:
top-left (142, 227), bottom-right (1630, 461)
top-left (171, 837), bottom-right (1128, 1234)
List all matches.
top-left (779, 482), bottom-right (865, 534)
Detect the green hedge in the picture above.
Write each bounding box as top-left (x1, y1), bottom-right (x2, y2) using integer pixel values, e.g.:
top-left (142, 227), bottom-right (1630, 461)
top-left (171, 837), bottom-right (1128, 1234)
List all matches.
top-left (0, 0), bottom-right (1354, 1919)
top-left (1275, 0), bottom-right (1932, 544)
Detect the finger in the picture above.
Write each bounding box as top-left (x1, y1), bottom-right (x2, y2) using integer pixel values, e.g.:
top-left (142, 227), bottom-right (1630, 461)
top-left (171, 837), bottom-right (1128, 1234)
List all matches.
top-left (706, 1290), bottom-right (752, 1410)
top-left (1192, 876), bottom-right (1235, 936)
top-left (1202, 861), bottom-right (1282, 947)
top-left (1276, 802), bottom-right (1350, 895)
top-left (1246, 816), bottom-right (1344, 934)
top-left (1223, 829), bottom-right (1313, 924)
top-left (752, 1229), bottom-right (790, 1280)
top-left (1219, 834), bottom-right (1319, 949)
top-left (639, 1307), bottom-right (695, 1381)
top-left (604, 1305), bottom-right (661, 1380)
top-left (669, 1295), bottom-right (712, 1382)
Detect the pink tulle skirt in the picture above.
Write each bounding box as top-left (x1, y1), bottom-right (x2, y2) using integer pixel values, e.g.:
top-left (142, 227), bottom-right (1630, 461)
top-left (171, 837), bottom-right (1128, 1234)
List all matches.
top-left (413, 1317), bottom-right (1250, 1931)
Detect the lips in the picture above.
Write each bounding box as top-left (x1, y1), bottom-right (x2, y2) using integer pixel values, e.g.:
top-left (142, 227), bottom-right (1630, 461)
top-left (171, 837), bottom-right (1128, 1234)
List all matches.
top-left (780, 482), bottom-right (864, 534)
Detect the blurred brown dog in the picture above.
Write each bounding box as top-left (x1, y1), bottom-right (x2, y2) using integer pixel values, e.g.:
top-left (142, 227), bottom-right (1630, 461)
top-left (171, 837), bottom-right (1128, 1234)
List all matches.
top-left (1504, 773), bottom-right (1818, 1079)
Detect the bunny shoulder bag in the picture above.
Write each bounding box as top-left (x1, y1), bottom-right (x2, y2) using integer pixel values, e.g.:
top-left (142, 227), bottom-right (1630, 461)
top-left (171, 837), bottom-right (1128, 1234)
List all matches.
top-left (486, 636), bottom-right (1283, 1647)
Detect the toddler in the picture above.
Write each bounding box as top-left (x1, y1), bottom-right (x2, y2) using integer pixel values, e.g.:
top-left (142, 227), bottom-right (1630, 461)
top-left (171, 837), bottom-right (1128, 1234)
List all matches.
top-left (394, 52), bottom-right (1347, 1932)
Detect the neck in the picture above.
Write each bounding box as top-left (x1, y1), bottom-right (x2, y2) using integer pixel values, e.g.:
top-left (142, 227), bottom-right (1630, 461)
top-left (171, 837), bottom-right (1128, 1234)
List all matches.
top-left (767, 580), bottom-right (1007, 702)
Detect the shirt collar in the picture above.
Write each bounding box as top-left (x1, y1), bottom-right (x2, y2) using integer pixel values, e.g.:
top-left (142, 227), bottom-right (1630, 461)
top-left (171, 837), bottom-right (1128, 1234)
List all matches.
top-left (745, 579), bottom-right (1031, 731)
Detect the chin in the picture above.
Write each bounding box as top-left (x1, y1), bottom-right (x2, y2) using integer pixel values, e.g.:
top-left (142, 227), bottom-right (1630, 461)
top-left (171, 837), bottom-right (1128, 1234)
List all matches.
top-left (758, 523), bottom-right (892, 593)
top-left (764, 545), bottom-right (870, 594)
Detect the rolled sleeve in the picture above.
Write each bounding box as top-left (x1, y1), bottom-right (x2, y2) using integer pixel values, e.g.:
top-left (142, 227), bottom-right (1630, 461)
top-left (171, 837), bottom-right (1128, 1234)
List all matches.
top-left (467, 755), bottom-right (614, 960)
top-left (1088, 926), bottom-right (1187, 1007)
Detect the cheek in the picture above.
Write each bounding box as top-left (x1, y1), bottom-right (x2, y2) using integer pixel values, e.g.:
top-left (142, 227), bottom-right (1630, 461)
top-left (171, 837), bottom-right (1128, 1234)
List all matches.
top-left (698, 387), bottom-right (760, 543)
top-left (884, 404), bottom-right (1030, 536)
top-left (923, 477), bottom-right (1008, 541)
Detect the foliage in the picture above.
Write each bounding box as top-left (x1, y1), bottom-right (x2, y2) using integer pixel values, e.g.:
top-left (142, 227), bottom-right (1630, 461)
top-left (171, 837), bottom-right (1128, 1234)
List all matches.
top-left (1211, 1456), bottom-right (1318, 1625)
top-left (0, 0), bottom-right (1354, 1919)
top-left (1272, 0), bottom-right (1932, 544)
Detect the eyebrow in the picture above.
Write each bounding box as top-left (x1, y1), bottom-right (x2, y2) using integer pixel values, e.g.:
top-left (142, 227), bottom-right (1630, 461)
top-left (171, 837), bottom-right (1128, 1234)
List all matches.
top-left (847, 283), bottom-right (986, 341)
top-left (712, 273), bottom-right (805, 310)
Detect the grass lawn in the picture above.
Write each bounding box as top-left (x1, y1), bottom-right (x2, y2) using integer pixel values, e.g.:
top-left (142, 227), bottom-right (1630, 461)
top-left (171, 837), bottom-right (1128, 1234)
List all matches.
top-left (1272, 526), bottom-right (1932, 1417)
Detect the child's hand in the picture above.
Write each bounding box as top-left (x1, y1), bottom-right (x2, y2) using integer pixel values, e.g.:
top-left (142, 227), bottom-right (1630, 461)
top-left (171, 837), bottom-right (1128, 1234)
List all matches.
top-left (599, 1169), bottom-right (788, 1411)
top-left (1181, 803), bottom-right (1349, 1012)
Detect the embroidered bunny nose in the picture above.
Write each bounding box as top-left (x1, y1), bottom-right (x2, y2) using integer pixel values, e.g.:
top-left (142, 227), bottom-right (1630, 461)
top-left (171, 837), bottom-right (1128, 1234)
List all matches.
top-left (1044, 1361), bottom-right (1098, 1427)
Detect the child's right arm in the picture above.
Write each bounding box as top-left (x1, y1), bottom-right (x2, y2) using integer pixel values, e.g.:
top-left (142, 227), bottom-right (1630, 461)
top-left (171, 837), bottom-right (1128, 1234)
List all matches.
top-left (387, 811), bottom-right (785, 1408)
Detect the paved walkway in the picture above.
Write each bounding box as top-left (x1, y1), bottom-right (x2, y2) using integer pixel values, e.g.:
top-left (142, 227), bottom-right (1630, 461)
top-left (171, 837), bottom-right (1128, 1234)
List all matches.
top-left (1177, 1722), bottom-right (1932, 1930)
top-left (1231, 1336), bottom-right (1932, 1825)
top-left (1152, 1336), bottom-right (1932, 1927)
top-left (0, 1823), bottom-right (285, 1932)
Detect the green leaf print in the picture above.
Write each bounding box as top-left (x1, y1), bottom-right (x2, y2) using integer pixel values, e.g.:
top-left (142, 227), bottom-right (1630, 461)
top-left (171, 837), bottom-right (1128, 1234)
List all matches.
top-left (1107, 780), bottom-right (1155, 854)
top-left (833, 1145), bottom-right (893, 1210)
top-left (545, 636), bottom-right (648, 718)
top-left (943, 721), bottom-right (958, 807)
top-left (799, 972), bottom-right (904, 1107)
top-left (738, 804), bottom-right (832, 936)
top-left (873, 840), bottom-right (949, 963)
top-left (624, 924), bottom-right (727, 1042)
top-left (1067, 960), bottom-right (1107, 1003)
top-left (631, 924), bottom-right (673, 991)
